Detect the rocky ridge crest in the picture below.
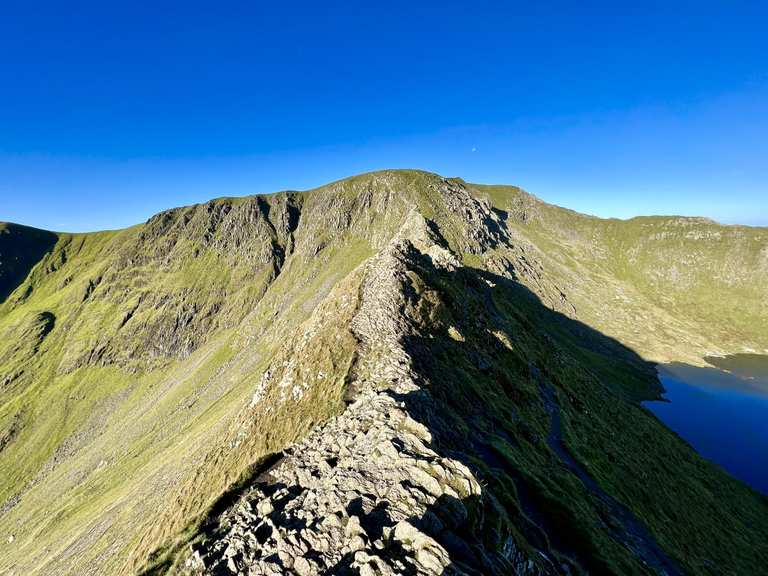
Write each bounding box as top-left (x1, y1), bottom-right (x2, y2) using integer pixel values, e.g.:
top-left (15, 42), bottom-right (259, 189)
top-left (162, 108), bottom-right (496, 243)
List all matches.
top-left (2, 171), bottom-right (767, 576)
top-left (183, 213), bottom-right (550, 575)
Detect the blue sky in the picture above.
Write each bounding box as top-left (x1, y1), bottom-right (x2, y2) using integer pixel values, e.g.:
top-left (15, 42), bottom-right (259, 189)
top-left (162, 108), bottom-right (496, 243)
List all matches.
top-left (1, 1), bottom-right (766, 231)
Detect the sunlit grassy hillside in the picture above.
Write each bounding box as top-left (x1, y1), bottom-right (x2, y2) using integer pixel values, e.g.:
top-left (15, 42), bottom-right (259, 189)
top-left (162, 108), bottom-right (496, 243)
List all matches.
top-left (1, 171), bottom-right (766, 575)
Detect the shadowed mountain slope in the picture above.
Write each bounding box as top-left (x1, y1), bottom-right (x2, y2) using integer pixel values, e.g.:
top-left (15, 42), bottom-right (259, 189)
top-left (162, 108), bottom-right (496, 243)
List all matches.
top-left (0, 223), bottom-right (58, 304)
top-left (0, 170), bottom-right (766, 575)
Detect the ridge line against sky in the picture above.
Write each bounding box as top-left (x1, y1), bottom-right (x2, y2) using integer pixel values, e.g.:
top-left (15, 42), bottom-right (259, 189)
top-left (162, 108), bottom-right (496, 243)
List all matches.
top-left (1, 1), bottom-right (767, 232)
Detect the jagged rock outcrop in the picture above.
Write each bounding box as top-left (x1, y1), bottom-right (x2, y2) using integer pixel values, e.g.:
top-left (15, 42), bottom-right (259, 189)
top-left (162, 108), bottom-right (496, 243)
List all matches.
top-left (184, 231), bottom-right (550, 575)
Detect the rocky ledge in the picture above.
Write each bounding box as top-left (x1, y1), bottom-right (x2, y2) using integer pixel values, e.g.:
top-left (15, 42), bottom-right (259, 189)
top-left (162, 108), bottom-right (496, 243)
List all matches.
top-left (183, 230), bottom-right (551, 575)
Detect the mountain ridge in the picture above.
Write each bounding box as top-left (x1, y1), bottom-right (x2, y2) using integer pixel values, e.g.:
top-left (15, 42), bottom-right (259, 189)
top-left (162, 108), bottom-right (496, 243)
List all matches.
top-left (0, 169), bottom-right (766, 575)
top-left (5, 168), bottom-right (763, 235)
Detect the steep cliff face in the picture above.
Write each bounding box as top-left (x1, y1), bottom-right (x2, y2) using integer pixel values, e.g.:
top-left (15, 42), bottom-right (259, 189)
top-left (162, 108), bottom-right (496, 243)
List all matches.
top-left (0, 171), bottom-right (767, 576)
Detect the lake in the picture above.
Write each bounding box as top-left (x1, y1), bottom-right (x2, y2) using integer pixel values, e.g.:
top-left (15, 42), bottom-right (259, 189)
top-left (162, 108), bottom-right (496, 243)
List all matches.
top-left (645, 354), bottom-right (768, 495)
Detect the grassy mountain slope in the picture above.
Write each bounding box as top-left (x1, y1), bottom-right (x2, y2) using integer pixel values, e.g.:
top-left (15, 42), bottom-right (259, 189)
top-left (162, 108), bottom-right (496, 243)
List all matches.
top-left (0, 170), bottom-right (766, 575)
top-left (471, 183), bottom-right (768, 365)
top-left (0, 223), bottom-right (58, 303)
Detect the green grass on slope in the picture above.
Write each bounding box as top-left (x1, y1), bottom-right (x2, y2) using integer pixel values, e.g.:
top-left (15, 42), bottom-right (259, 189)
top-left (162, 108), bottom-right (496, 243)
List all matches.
top-left (1, 170), bottom-right (766, 576)
top-left (129, 245), bottom-right (370, 575)
top-left (403, 254), bottom-right (768, 575)
top-left (0, 180), bottom-right (387, 575)
top-left (469, 182), bottom-right (768, 364)
top-left (0, 223), bottom-right (59, 304)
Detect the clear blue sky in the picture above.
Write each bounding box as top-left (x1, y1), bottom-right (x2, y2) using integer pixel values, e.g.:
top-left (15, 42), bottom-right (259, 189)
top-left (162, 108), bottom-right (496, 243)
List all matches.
top-left (1, 1), bottom-right (766, 231)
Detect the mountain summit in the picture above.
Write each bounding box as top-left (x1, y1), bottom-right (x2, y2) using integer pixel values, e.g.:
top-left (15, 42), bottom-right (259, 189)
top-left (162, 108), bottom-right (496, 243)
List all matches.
top-left (1, 170), bottom-right (766, 575)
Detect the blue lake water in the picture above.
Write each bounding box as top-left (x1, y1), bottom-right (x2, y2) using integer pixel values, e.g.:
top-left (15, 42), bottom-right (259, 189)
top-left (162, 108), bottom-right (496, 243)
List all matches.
top-left (644, 354), bottom-right (768, 495)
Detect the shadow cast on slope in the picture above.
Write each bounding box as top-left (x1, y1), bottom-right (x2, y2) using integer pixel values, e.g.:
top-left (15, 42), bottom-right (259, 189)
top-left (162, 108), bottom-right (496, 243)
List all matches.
top-left (315, 249), bottom-right (687, 575)
top-left (151, 236), bottom-right (767, 576)
top-left (0, 223), bottom-right (58, 304)
top-left (140, 453), bottom-right (285, 576)
top-left (382, 248), bottom-right (695, 575)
